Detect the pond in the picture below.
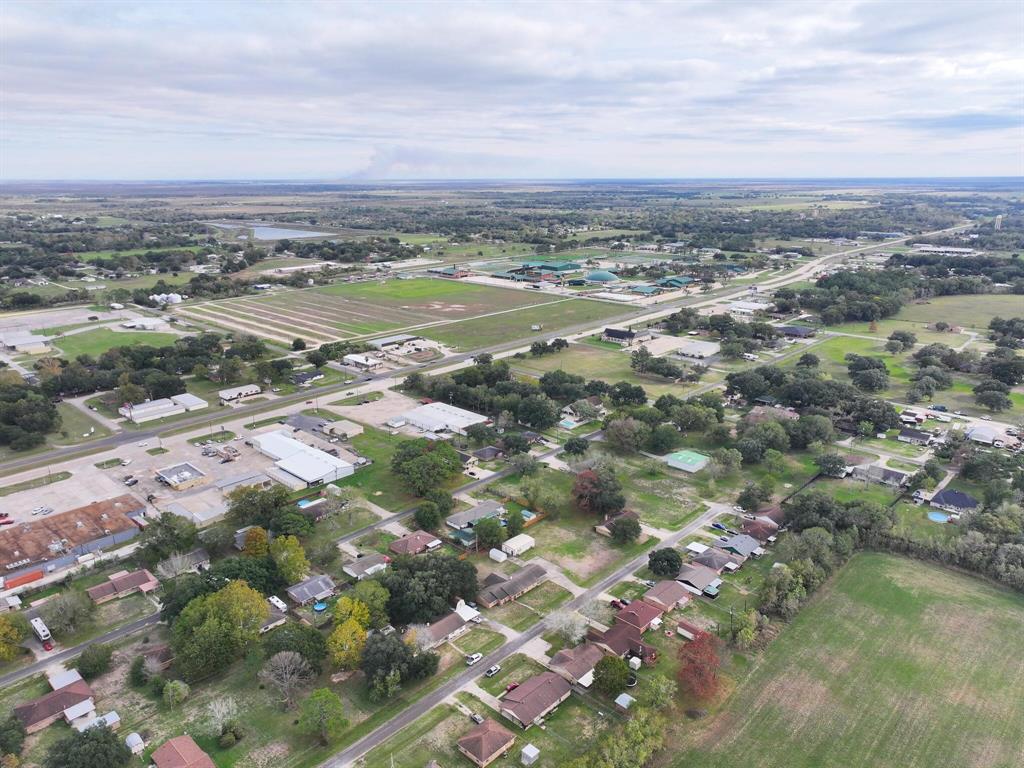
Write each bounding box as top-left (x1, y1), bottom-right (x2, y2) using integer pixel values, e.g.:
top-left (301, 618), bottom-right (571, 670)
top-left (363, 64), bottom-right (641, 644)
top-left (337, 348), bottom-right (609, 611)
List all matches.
top-left (209, 222), bottom-right (333, 240)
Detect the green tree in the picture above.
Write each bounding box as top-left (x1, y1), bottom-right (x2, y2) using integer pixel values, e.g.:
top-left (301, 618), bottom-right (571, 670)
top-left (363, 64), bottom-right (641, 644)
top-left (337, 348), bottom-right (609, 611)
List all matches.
top-left (137, 512), bottom-right (198, 567)
top-left (163, 679), bottom-right (191, 707)
top-left (640, 674), bottom-right (677, 709)
top-left (333, 597), bottom-right (370, 630)
top-left (0, 715), bottom-right (25, 758)
top-left (291, 338), bottom-right (307, 351)
top-left (74, 643), bottom-right (113, 680)
top-left (473, 517), bottom-right (505, 550)
top-left (414, 501), bottom-right (442, 531)
top-left (0, 615), bottom-right (28, 662)
top-left (41, 725), bottom-right (130, 768)
top-left (648, 548), bottom-right (682, 577)
top-left (572, 467), bottom-right (625, 517)
top-left (263, 623), bottom-right (328, 673)
top-left (505, 508), bottom-right (525, 538)
top-left (610, 515), bottom-right (641, 545)
top-left (352, 581), bottom-right (391, 629)
top-left (327, 619), bottom-right (365, 671)
top-left (298, 688), bottom-right (349, 746)
top-left (563, 436), bottom-right (590, 456)
top-left (815, 452), bottom-right (847, 478)
top-left (593, 655), bottom-right (631, 696)
top-left (269, 535), bottom-right (310, 583)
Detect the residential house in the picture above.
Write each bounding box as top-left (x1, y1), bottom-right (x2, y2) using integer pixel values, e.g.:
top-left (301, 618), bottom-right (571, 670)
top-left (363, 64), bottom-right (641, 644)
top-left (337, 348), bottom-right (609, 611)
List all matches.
top-left (292, 370), bottom-right (325, 386)
top-left (457, 719), bottom-right (517, 767)
top-left (477, 564), bottom-right (547, 608)
top-left (587, 623), bottom-right (658, 665)
top-left (594, 509), bottom-right (640, 537)
top-left (757, 505), bottom-right (786, 527)
top-left (777, 325), bottom-right (817, 338)
top-left (286, 574), bottom-right (336, 605)
top-left (472, 445), bottom-right (504, 461)
top-left (156, 547), bottom-right (210, 577)
top-left (676, 562), bottom-right (723, 597)
top-left (852, 464), bottom-right (909, 488)
top-left (14, 677), bottom-right (95, 734)
top-left (260, 609), bottom-right (288, 635)
top-left (421, 600), bottom-right (481, 649)
top-left (615, 600), bottom-right (665, 633)
top-left (500, 672), bottom-right (572, 729)
top-left (601, 327), bottom-right (650, 346)
top-left (85, 569), bottom-right (159, 604)
top-left (642, 580), bottom-right (691, 612)
top-left (548, 642), bottom-right (605, 688)
top-left (389, 530), bottom-right (443, 556)
top-left (446, 500), bottom-right (504, 531)
top-left (151, 735), bottom-right (216, 768)
top-left (898, 427), bottom-right (932, 446)
top-left (741, 519), bottom-right (778, 543)
top-left (930, 489), bottom-right (979, 515)
top-left (693, 548), bottom-right (743, 573)
top-left (721, 534), bottom-right (763, 559)
top-left (342, 553), bottom-right (390, 581)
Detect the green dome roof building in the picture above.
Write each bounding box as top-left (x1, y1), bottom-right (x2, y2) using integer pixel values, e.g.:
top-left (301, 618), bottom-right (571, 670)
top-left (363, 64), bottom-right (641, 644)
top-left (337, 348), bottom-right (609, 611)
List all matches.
top-left (585, 269), bottom-right (619, 283)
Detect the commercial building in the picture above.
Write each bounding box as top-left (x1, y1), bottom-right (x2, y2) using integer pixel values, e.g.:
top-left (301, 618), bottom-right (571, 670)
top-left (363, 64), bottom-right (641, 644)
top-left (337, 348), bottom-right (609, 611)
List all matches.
top-left (966, 424), bottom-right (1001, 446)
top-left (664, 450), bottom-right (709, 473)
top-left (0, 331), bottom-right (51, 355)
top-left (401, 402), bottom-right (488, 435)
top-left (778, 325), bottom-right (817, 338)
top-left (343, 353), bottom-right (382, 370)
top-left (674, 339), bottom-right (721, 359)
top-left (727, 300), bottom-right (773, 316)
top-left (0, 495), bottom-right (146, 587)
top-left (253, 429), bottom-right (355, 487)
top-left (118, 393), bottom-right (208, 424)
top-left (368, 333), bottom-right (420, 350)
top-left (601, 327), bottom-right (649, 346)
top-left (218, 383), bottom-right (262, 404)
top-left (500, 672), bottom-right (572, 729)
top-left (156, 462), bottom-right (207, 491)
top-left (323, 420), bottom-right (365, 439)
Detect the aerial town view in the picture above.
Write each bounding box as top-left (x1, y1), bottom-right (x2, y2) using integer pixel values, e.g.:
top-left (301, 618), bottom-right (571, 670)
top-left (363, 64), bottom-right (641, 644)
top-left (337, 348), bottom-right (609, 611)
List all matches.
top-left (0, 2), bottom-right (1021, 768)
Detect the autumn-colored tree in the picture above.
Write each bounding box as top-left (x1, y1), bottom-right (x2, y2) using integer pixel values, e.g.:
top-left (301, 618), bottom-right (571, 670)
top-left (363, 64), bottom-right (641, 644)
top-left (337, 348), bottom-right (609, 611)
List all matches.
top-left (677, 630), bottom-right (721, 700)
top-left (571, 467), bottom-right (625, 517)
top-left (327, 619), bottom-right (366, 671)
top-left (269, 535), bottom-right (309, 583)
top-left (333, 597), bottom-right (370, 629)
top-left (243, 526), bottom-right (269, 557)
top-left (0, 615), bottom-right (28, 662)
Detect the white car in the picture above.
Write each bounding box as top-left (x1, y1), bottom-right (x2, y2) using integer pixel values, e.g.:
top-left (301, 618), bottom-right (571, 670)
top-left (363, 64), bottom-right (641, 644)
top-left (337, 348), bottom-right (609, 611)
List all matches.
top-left (484, 664), bottom-right (501, 677)
top-left (465, 653), bottom-right (483, 666)
top-left (137, 441), bottom-right (148, 447)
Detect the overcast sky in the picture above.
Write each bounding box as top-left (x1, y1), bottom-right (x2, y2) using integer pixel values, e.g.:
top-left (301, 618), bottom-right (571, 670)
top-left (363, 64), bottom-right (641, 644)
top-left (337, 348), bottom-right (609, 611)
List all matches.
top-left (2, 0), bottom-right (1022, 180)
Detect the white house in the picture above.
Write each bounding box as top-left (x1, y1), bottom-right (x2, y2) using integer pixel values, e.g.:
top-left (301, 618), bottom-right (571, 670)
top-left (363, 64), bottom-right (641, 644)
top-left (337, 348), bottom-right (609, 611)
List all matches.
top-left (343, 353), bottom-right (382, 370)
top-left (218, 383), bottom-right (262, 403)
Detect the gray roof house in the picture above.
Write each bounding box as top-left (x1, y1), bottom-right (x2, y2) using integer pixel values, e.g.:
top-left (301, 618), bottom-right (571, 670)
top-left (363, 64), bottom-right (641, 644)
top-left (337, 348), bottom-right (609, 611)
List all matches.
top-left (852, 464), bottom-right (909, 487)
top-left (286, 574), bottom-right (336, 605)
top-left (478, 564), bottom-right (547, 608)
top-left (446, 500), bottom-right (504, 530)
top-left (930, 488), bottom-right (979, 514)
top-left (342, 553), bottom-right (390, 581)
top-left (721, 534), bottom-right (763, 558)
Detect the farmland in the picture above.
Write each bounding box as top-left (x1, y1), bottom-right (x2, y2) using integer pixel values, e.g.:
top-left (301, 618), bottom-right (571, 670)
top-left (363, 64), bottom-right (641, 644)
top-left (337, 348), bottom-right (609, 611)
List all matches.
top-left (669, 553), bottom-right (1024, 768)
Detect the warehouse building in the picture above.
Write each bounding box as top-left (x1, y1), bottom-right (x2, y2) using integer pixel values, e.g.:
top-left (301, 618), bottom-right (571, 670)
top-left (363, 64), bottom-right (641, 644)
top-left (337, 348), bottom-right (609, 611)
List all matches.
top-left (252, 430), bottom-right (354, 488)
top-left (118, 393), bottom-right (208, 424)
top-left (674, 339), bottom-right (721, 359)
top-left (401, 402), bottom-right (488, 435)
top-left (218, 384), bottom-right (262, 404)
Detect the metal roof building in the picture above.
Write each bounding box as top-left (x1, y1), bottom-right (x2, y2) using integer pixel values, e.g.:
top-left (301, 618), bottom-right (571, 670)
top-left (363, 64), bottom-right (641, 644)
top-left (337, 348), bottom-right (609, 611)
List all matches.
top-left (401, 402), bottom-right (488, 435)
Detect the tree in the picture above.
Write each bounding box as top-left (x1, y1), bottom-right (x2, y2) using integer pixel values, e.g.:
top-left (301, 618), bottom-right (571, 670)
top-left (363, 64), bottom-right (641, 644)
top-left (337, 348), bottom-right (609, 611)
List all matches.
top-left (649, 548), bottom-right (682, 577)
top-left (473, 517), bottom-right (505, 550)
top-left (333, 597), bottom-right (370, 630)
top-left (269, 535), bottom-right (310, 583)
top-left (352, 581), bottom-right (391, 629)
top-left (260, 651), bottom-right (313, 710)
top-left (604, 417), bottom-right (650, 454)
top-left (291, 338), bottom-right (307, 351)
top-left (40, 591), bottom-right (94, 636)
top-left (205, 697), bottom-right (239, 739)
top-left (563, 436), bottom-right (590, 456)
top-left (797, 353), bottom-right (819, 368)
top-left (641, 674), bottom-right (677, 709)
top-left (298, 688), bottom-right (348, 746)
top-left (610, 515), bottom-right (641, 545)
top-left (516, 395), bottom-right (558, 430)
top-left (263, 623), bottom-right (328, 673)
top-left (391, 439), bottom-right (462, 495)
top-left (572, 467), bottom-right (626, 517)
top-left (593, 655), bottom-right (631, 696)
top-left (815, 452), bottom-right (847, 478)
top-left (0, 715), bottom-right (25, 759)
top-left (42, 725), bottom-right (130, 768)
top-left (75, 643), bottom-right (113, 680)
top-left (137, 512), bottom-right (197, 566)
top-left (677, 631), bottom-right (721, 700)
top-left (646, 423), bottom-right (681, 454)
top-left (380, 554), bottom-right (478, 625)
top-left (163, 679), bottom-right (191, 707)
top-left (545, 610), bottom-right (588, 646)
top-left (327, 619), bottom-right (366, 671)
top-left (510, 453), bottom-right (540, 476)
top-left (243, 526), bottom-right (270, 557)
top-left (976, 389), bottom-right (1012, 412)
top-left (737, 482), bottom-right (772, 513)
top-left (852, 368), bottom-right (889, 393)
top-left (424, 489), bottom-right (456, 516)
top-left (414, 501), bottom-right (442, 531)
top-left (0, 615), bottom-right (27, 663)
top-left (505, 508), bottom-right (525, 538)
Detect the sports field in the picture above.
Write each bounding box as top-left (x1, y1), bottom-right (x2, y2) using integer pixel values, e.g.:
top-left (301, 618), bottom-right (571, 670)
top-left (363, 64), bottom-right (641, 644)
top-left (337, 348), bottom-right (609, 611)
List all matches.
top-left (670, 553), bottom-right (1024, 768)
top-left (54, 328), bottom-right (182, 358)
top-left (176, 278), bottom-right (562, 345)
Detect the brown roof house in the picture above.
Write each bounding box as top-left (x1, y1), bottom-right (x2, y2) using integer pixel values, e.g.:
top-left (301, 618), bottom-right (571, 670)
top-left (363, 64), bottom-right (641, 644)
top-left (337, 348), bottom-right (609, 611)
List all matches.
top-left (614, 600), bottom-right (665, 633)
top-left (500, 671), bottom-right (572, 729)
top-left (389, 530), bottom-right (442, 556)
top-left (676, 562), bottom-right (723, 597)
top-left (420, 600), bottom-right (481, 649)
top-left (151, 735), bottom-right (216, 768)
top-left (14, 676), bottom-right (95, 734)
top-left (642, 580), bottom-right (691, 612)
top-left (548, 642), bottom-right (605, 688)
top-left (587, 624), bottom-right (658, 665)
top-left (85, 568), bottom-right (159, 604)
top-left (741, 518), bottom-right (778, 543)
top-left (478, 564), bottom-right (547, 608)
top-left (457, 718), bottom-right (517, 767)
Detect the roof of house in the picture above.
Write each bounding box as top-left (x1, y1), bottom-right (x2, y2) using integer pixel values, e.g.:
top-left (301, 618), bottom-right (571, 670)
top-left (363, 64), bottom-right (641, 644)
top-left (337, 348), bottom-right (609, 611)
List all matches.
top-left (85, 569), bottom-right (158, 601)
top-left (501, 672), bottom-right (571, 725)
top-left (548, 642), bottom-right (605, 682)
top-left (966, 424), bottom-right (1000, 443)
top-left (14, 679), bottom-right (93, 729)
top-left (778, 325), bottom-right (817, 337)
top-left (424, 610), bottom-right (469, 645)
top-left (741, 519), bottom-right (778, 542)
top-left (855, 464), bottom-right (909, 484)
top-left (615, 599), bottom-right (664, 630)
top-left (458, 718), bottom-right (516, 764)
top-left (643, 580), bottom-right (691, 609)
top-left (478, 563), bottom-right (547, 606)
top-left (757, 505), bottom-right (785, 525)
top-left (151, 735), bottom-right (216, 768)
top-left (473, 445), bottom-right (503, 460)
top-left (899, 427), bottom-right (932, 441)
top-left (343, 553), bottom-right (389, 578)
top-left (931, 488), bottom-right (979, 510)
top-left (446, 500), bottom-right (504, 529)
top-left (603, 327), bottom-right (635, 340)
top-left (388, 530), bottom-right (442, 556)
top-left (722, 534), bottom-right (761, 557)
top-left (676, 562), bottom-right (721, 591)
top-left (286, 574), bottom-right (336, 603)
top-left (588, 623), bottom-right (657, 659)
top-left (694, 548), bottom-right (743, 572)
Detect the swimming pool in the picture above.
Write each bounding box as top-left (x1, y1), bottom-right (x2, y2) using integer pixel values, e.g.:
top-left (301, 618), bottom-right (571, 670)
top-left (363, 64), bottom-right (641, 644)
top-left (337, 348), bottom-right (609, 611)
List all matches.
top-left (927, 511), bottom-right (950, 523)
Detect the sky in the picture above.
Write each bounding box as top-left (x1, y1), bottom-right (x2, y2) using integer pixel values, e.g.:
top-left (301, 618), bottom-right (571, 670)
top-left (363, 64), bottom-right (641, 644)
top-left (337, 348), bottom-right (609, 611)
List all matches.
top-left (2, 0), bottom-right (1022, 180)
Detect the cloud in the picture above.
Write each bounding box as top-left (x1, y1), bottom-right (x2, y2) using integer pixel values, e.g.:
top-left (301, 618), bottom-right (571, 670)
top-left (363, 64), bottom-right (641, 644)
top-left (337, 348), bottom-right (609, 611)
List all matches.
top-left (0, 0), bottom-right (1021, 178)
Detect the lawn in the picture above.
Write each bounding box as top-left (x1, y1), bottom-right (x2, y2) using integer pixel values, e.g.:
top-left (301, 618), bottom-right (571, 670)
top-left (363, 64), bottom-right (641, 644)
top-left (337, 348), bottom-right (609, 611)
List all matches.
top-left (894, 294), bottom-right (1024, 331)
top-left (422, 299), bottom-right (627, 351)
top-left (51, 402), bottom-right (112, 444)
top-left (487, 582), bottom-right (573, 631)
top-left (812, 477), bottom-right (900, 506)
top-left (510, 339), bottom-right (717, 400)
top-left (669, 553), bottom-right (1024, 768)
top-left (74, 245), bottom-right (204, 262)
top-left (53, 328), bottom-right (182, 358)
top-left (891, 502), bottom-right (961, 545)
top-left (450, 626), bottom-right (506, 656)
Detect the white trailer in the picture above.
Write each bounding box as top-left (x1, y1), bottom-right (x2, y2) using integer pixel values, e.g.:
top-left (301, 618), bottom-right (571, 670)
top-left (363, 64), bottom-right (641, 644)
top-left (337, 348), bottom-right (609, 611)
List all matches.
top-left (30, 617), bottom-right (51, 641)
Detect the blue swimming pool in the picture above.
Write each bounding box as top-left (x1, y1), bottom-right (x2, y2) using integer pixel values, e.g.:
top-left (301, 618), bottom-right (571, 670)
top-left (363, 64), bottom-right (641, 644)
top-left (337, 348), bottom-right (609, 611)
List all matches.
top-left (927, 511), bottom-right (950, 523)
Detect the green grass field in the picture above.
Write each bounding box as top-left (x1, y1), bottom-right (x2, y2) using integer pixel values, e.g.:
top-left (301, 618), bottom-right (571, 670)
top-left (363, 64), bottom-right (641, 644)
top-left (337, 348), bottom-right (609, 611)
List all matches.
top-left (894, 294), bottom-right (1024, 331)
top-left (671, 553), bottom-right (1024, 768)
top-left (54, 328), bottom-right (182, 358)
top-left (74, 245), bottom-right (204, 262)
top-left (422, 299), bottom-right (627, 351)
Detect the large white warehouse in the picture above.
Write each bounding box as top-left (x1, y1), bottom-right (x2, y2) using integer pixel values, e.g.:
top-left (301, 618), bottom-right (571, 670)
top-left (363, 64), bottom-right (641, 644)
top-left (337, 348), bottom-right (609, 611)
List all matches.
top-left (401, 402), bottom-right (488, 435)
top-left (253, 430), bottom-right (354, 487)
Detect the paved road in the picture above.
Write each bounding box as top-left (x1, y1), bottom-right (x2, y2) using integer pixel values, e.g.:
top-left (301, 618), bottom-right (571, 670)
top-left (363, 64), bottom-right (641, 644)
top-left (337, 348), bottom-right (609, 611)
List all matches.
top-left (322, 504), bottom-right (723, 767)
top-left (0, 611), bottom-right (161, 689)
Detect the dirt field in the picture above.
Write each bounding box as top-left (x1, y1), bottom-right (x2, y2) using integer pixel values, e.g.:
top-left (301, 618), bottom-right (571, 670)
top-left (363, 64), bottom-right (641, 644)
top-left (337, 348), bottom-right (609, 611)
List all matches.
top-left (669, 553), bottom-right (1024, 768)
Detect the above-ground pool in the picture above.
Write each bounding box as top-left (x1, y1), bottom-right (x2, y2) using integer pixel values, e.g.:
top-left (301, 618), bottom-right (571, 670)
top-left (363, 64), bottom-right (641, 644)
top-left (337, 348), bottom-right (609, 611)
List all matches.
top-left (927, 511), bottom-right (950, 523)
top-left (313, 602), bottom-right (328, 613)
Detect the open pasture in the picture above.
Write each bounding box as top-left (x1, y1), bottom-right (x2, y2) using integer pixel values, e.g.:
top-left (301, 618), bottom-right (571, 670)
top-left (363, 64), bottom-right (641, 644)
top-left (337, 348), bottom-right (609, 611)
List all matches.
top-left (669, 553), bottom-right (1024, 768)
top-left (177, 277), bottom-right (561, 345)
